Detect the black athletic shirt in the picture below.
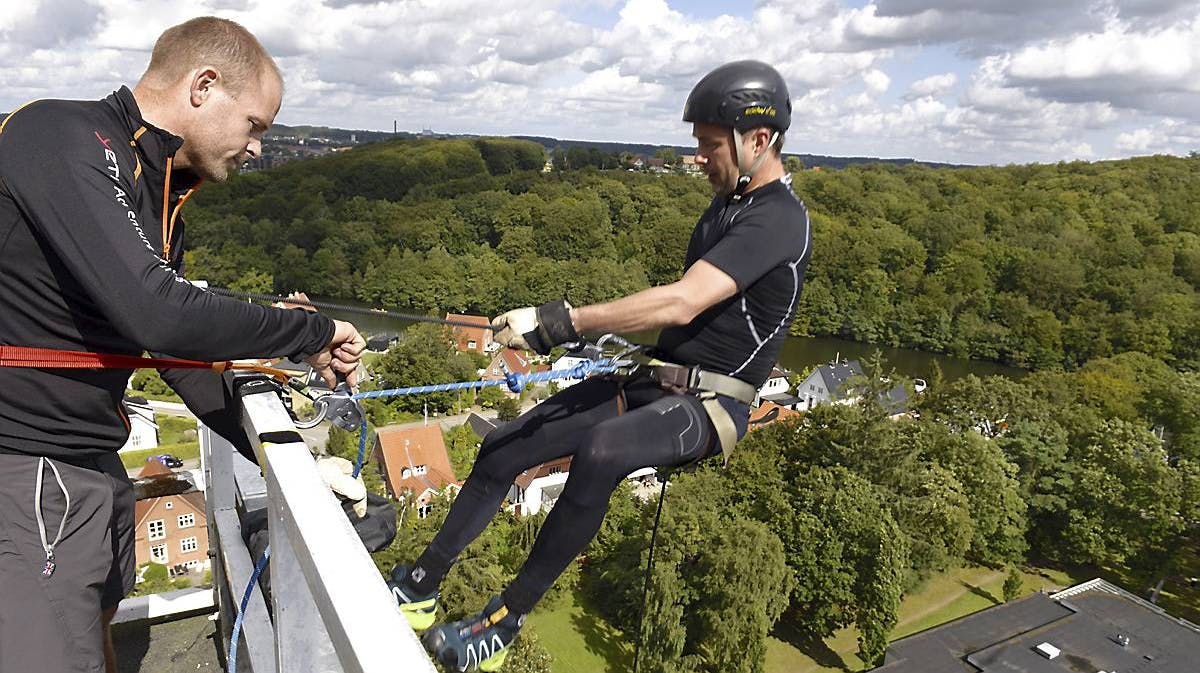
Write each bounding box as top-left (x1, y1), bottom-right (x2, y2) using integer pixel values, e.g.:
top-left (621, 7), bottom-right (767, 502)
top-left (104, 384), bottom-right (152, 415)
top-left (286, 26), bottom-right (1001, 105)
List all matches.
top-left (0, 88), bottom-right (334, 460)
top-left (657, 176), bottom-right (811, 387)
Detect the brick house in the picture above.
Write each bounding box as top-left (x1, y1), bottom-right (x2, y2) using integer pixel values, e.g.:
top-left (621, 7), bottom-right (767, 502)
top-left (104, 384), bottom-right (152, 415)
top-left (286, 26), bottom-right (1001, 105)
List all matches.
top-left (445, 313), bottom-right (493, 354)
top-left (133, 461), bottom-right (209, 576)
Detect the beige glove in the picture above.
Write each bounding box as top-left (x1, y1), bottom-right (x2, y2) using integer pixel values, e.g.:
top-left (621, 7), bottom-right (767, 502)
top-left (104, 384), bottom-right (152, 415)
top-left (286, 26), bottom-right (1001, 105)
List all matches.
top-left (315, 455), bottom-right (367, 518)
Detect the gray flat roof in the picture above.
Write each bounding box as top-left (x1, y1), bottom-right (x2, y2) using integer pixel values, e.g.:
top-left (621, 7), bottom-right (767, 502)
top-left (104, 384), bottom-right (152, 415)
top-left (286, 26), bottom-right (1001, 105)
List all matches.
top-left (876, 581), bottom-right (1200, 673)
top-left (111, 614), bottom-right (223, 672)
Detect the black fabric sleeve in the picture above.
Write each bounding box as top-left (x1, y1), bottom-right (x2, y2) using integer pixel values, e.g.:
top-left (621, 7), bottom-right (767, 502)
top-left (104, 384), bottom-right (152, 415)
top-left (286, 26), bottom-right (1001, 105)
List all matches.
top-left (159, 367), bottom-right (259, 465)
top-left (0, 110), bottom-right (334, 361)
top-left (700, 206), bottom-right (810, 292)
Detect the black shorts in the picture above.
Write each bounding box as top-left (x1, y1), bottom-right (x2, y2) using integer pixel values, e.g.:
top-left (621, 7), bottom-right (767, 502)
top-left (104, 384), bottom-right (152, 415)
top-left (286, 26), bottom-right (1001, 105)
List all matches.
top-left (0, 451), bottom-right (135, 673)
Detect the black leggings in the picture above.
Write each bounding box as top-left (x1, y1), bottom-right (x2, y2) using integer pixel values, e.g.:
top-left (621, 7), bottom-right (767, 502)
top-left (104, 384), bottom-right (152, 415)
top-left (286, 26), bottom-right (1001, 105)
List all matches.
top-left (413, 375), bottom-right (717, 614)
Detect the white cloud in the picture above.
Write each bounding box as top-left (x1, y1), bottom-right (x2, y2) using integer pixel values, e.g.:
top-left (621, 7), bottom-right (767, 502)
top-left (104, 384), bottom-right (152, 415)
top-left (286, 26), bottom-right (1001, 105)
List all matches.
top-left (909, 72), bottom-right (957, 98)
top-left (0, 0), bottom-right (1197, 163)
top-left (1002, 15), bottom-right (1200, 115)
top-left (862, 68), bottom-right (891, 94)
top-left (1115, 119), bottom-right (1200, 154)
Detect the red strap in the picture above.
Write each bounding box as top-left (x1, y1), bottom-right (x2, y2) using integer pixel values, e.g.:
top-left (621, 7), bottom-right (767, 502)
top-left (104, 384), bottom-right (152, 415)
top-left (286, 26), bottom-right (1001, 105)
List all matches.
top-left (0, 345), bottom-right (221, 370)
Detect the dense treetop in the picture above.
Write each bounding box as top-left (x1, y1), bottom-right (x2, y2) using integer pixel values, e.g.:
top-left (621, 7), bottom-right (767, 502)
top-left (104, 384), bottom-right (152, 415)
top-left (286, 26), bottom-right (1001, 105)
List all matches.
top-left (187, 137), bottom-right (1200, 371)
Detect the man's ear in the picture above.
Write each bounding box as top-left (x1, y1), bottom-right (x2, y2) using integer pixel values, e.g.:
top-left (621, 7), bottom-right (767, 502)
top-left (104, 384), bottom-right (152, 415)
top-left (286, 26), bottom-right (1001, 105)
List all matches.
top-left (189, 67), bottom-right (221, 108)
top-left (756, 127), bottom-right (774, 154)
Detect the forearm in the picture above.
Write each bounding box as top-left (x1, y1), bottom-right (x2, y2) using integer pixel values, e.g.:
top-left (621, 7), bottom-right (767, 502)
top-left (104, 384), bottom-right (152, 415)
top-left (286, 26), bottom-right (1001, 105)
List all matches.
top-left (570, 283), bottom-right (697, 334)
top-left (160, 367), bottom-right (258, 464)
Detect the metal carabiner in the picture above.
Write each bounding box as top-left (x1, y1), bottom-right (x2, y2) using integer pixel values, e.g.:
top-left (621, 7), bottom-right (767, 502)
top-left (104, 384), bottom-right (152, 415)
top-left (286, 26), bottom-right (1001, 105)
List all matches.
top-left (322, 381), bottom-right (365, 432)
top-left (287, 378), bottom-right (364, 431)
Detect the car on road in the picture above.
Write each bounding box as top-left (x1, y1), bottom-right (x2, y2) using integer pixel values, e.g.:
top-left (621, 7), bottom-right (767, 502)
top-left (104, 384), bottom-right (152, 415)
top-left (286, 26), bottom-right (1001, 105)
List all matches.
top-left (149, 454), bottom-right (184, 468)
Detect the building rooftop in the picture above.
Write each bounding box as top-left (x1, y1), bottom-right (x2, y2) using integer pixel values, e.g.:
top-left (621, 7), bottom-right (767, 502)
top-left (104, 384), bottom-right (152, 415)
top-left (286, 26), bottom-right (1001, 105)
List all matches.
top-left (112, 613), bottom-right (222, 673)
top-left (374, 424), bottom-right (457, 496)
top-left (875, 579), bottom-right (1200, 673)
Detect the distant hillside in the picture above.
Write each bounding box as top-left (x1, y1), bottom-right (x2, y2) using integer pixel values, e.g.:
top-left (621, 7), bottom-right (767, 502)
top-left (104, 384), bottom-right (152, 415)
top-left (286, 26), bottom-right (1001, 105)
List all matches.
top-left (0, 111), bottom-right (963, 170)
top-left (266, 123), bottom-right (402, 144)
top-left (259, 120), bottom-right (964, 170)
top-left (514, 134), bottom-right (966, 170)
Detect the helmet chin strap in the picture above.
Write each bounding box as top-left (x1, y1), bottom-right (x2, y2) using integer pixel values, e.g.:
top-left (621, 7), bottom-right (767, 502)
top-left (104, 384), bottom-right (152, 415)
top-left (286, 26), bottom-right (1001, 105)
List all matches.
top-left (731, 128), bottom-right (779, 200)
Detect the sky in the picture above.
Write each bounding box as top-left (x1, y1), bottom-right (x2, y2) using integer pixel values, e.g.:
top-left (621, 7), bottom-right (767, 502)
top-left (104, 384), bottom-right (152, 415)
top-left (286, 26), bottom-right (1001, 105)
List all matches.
top-left (2, 0), bottom-right (1198, 164)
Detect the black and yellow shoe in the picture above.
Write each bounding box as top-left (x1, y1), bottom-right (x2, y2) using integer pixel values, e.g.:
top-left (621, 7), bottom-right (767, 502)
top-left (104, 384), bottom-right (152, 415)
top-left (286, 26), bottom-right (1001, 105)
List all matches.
top-left (422, 595), bottom-right (523, 672)
top-left (387, 564), bottom-right (439, 633)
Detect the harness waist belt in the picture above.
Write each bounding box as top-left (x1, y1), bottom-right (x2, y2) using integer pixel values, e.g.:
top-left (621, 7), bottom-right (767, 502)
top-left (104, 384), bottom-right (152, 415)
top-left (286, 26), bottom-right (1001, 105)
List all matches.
top-left (647, 363), bottom-right (755, 467)
top-left (648, 364), bottom-right (757, 406)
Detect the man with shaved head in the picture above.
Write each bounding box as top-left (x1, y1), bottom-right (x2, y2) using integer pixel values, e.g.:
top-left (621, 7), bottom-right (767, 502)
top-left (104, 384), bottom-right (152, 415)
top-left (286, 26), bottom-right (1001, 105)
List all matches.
top-left (0, 17), bottom-right (364, 673)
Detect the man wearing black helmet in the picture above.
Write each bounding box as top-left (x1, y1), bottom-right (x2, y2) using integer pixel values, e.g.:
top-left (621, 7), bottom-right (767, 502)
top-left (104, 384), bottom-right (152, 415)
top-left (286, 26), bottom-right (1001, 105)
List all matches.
top-left (389, 60), bottom-right (811, 672)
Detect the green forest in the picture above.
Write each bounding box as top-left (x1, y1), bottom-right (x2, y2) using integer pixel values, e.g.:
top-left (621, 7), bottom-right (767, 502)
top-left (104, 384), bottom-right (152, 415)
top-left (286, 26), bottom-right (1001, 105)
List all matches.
top-left (196, 137), bottom-right (1199, 673)
top-left (186, 136), bottom-right (1200, 371)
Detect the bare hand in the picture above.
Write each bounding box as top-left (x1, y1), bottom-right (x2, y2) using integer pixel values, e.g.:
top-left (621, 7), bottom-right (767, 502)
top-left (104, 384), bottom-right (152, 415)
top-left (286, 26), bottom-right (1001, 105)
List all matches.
top-left (306, 320), bottom-right (365, 388)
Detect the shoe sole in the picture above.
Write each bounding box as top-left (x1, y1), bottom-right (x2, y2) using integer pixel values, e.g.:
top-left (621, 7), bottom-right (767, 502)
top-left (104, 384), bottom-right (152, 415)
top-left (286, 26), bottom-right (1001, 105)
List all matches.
top-left (400, 598), bottom-right (438, 633)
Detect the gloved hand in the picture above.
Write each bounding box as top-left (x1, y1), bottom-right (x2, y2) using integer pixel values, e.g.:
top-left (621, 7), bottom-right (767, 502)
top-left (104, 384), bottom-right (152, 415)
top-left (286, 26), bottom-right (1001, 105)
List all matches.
top-left (315, 455), bottom-right (367, 518)
top-left (491, 299), bottom-right (579, 355)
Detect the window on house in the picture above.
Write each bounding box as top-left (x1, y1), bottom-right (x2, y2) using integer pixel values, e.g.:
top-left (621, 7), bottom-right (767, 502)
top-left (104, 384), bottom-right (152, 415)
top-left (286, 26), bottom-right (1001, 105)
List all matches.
top-left (467, 340), bottom-right (477, 349)
top-left (548, 466), bottom-right (562, 475)
top-left (150, 544), bottom-right (168, 564)
top-left (415, 465), bottom-right (427, 475)
top-left (401, 468), bottom-right (412, 479)
top-left (180, 537), bottom-right (198, 554)
top-left (148, 520), bottom-right (165, 541)
top-left (418, 504), bottom-right (432, 519)
top-left (165, 501), bottom-right (173, 509)
top-left (178, 513), bottom-right (195, 529)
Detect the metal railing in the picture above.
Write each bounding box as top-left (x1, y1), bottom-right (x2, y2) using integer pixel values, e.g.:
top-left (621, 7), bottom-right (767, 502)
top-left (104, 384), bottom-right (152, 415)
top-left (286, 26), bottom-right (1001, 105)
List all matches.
top-left (201, 374), bottom-right (435, 673)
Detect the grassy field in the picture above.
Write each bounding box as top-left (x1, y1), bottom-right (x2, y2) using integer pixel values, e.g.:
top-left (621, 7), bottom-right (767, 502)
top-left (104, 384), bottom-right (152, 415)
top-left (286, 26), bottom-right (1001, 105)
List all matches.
top-left (763, 565), bottom-right (1084, 673)
top-left (119, 441), bottom-right (200, 469)
top-left (119, 413), bottom-right (199, 469)
top-left (524, 565), bottom-right (1094, 673)
top-left (524, 589), bottom-right (633, 673)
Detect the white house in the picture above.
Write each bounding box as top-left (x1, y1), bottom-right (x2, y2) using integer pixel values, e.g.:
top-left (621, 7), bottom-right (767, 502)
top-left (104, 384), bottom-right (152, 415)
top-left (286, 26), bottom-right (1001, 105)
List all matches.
top-left (506, 458), bottom-right (659, 517)
top-left (756, 366), bottom-right (792, 402)
top-left (507, 456), bottom-right (572, 517)
top-left (793, 359), bottom-right (927, 416)
top-left (119, 397), bottom-right (158, 453)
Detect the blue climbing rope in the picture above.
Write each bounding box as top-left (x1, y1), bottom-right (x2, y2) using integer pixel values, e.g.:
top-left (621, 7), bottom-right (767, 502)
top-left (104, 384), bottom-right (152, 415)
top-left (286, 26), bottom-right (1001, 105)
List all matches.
top-left (228, 545), bottom-right (271, 672)
top-left (352, 416), bottom-right (369, 479)
top-left (351, 358), bottom-right (619, 400)
top-left (226, 354), bottom-right (621, 671)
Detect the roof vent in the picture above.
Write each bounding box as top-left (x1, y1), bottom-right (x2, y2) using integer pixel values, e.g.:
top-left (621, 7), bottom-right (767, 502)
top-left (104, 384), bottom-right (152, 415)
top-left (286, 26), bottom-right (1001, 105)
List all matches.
top-left (1035, 642), bottom-right (1061, 659)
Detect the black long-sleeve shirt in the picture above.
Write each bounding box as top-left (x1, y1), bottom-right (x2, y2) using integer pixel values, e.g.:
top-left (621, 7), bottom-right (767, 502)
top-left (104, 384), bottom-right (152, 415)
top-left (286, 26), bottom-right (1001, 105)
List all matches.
top-left (0, 87), bottom-right (334, 460)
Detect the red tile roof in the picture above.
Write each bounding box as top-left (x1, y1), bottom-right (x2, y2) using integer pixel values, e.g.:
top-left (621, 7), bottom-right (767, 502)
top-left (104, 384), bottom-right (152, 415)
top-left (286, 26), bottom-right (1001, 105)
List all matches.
top-left (748, 401), bottom-right (801, 431)
top-left (375, 425), bottom-right (458, 497)
top-left (483, 349), bottom-right (532, 379)
top-left (138, 460), bottom-right (174, 479)
top-left (445, 313), bottom-right (492, 353)
top-left (514, 456), bottom-right (572, 490)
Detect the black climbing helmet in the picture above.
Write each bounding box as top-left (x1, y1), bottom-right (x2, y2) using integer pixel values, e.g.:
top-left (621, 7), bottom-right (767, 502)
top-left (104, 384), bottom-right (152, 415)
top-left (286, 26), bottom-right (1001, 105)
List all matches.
top-left (682, 60), bottom-right (791, 133)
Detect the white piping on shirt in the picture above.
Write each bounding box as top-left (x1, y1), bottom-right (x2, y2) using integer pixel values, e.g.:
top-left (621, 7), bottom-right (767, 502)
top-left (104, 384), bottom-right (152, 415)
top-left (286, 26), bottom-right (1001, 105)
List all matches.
top-left (729, 206), bottom-right (811, 377)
